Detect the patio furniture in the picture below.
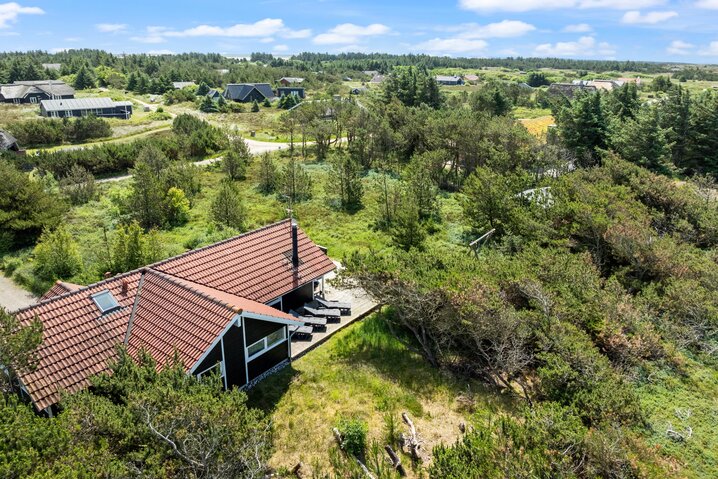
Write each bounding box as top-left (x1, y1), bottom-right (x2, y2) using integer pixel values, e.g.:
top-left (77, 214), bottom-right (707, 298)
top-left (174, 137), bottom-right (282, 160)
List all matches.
top-left (289, 310), bottom-right (327, 331)
top-left (303, 305), bottom-right (341, 321)
top-left (315, 297), bottom-right (352, 316)
top-left (288, 324), bottom-right (313, 340)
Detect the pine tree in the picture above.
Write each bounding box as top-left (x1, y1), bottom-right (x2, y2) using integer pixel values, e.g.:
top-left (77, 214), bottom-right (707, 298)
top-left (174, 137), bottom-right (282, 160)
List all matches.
top-left (251, 100), bottom-right (260, 112)
top-left (558, 92), bottom-right (608, 162)
top-left (196, 82), bottom-right (210, 96)
top-left (33, 225), bottom-right (83, 280)
top-left (612, 105), bottom-right (672, 174)
top-left (211, 180), bottom-right (246, 230)
top-left (73, 65), bottom-right (96, 90)
top-left (281, 158), bottom-right (312, 202)
top-left (223, 138), bottom-right (252, 180)
top-left (258, 153), bottom-right (278, 194)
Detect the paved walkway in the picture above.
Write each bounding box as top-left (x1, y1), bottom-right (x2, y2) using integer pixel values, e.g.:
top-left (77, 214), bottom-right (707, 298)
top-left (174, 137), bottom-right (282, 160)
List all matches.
top-left (289, 270), bottom-right (379, 359)
top-left (0, 276), bottom-right (36, 312)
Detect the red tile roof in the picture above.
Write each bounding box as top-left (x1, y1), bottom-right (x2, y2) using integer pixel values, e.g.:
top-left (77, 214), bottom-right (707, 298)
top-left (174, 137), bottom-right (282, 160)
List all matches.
top-left (40, 280), bottom-right (83, 301)
top-left (15, 220), bottom-right (334, 410)
top-left (15, 272), bottom-right (142, 410)
top-left (153, 219), bottom-right (335, 303)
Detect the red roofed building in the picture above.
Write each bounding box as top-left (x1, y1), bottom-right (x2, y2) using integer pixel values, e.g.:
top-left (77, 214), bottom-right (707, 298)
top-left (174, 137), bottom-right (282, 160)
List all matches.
top-left (14, 219), bottom-right (335, 414)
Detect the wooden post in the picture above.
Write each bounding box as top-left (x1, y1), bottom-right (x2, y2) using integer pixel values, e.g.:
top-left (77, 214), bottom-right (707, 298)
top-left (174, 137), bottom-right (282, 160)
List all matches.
top-left (292, 462), bottom-right (303, 478)
top-left (385, 445), bottom-right (407, 476)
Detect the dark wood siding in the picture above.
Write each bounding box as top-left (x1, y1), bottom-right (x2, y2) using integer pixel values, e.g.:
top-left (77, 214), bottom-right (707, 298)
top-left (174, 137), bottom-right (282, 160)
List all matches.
top-left (194, 341), bottom-right (222, 373)
top-left (223, 324), bottom-right (247, 387)
top-left (247, 339), bottom-right (288, 381)
top-left (281, 282), bottom-right (314, 312)
top-left (245, 317), bottom-right (284, 345)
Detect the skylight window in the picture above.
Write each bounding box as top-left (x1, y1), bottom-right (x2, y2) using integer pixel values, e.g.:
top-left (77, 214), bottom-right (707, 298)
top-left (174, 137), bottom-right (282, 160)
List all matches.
top-left (91, 290), bottom-right (120, 314)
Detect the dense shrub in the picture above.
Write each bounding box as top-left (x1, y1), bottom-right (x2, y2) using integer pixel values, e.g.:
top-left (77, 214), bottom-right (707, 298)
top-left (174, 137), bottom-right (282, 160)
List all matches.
top-left (8, 116), bottom-right (111, 146)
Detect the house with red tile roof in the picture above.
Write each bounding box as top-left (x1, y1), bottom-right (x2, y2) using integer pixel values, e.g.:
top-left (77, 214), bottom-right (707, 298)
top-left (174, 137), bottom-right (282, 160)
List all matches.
top-left (13, 219), bottom-right (335, 415)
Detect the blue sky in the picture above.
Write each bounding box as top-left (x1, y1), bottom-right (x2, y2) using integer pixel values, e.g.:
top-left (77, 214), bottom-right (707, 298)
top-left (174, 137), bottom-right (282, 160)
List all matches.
top-left (1, 0), bottom-right (717, 62)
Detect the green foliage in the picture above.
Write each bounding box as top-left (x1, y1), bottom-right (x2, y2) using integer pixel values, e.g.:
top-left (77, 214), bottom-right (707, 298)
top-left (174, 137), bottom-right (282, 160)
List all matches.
top-left (612, 105), bottom-right (672, 174)
top-left (0, 160), bottom-right (66, 251)
top-left (389, 193), bottom-right (426, 251)
top-left (8, 116), bottom-right (111, 146)
top-left (557, 91), bottom-right (608, 162)
top-left (469, 81), bottom-right (513, 116)
top-left (281, 158), bottom-right (312, 203)
top-left (59, 164), bottom-right (96, 205)
top-left (111, 222), bottom-right (163, 273)
top-left (32, 225), bottom-right (83, 280)
top-left (72, 64), bottom-right (96, 89)
top-left (198, 94), bottom-right (219, 113)
top-left (164, 186), bottom-right (190, 227)
top-left (223, 137), bottom-right (252, 181)
top-left (0, 308), bottom-right (42, 393)
top-left (526, 71), bottom-right (550, 87)
top-left (327, 150), bottom-right (363, 211)
top-left (211, 179), bottom-right (247, 230)
top-left (257, 152), bottom-right (278, 194)
top-left (651, 75), bottom-right (672, 92)
top-left (251, 99), bottom-right (260, 112)
top-left (336, 417), bottom-right (368, 458)
top-left (382, 66), bottom-right (442, 108)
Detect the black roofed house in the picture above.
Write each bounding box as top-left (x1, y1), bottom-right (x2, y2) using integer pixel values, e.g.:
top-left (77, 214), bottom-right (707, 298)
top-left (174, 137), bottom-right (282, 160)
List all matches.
top-left (0, 129), bottom-right (23, 154)
top-left (276, 86), bottom-right (305, 99)
top-left (207, 89), bottom-right (221, 100)
top-left (279, 77), bottom-right (304, 86)
top-left (435, 75), bottom-right (464, 86)
top-left (0, 80), bottom-right (75, 104)
top-left (223, 83), bottom-right (275, 103)
top-left (40, 98), bottom-right (133, 119)
top-left (13, 219), bottom-right (336, 415)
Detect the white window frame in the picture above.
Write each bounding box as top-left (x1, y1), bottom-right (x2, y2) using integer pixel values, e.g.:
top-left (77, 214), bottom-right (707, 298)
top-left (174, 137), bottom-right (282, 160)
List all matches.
top-left (246, 327), bottom-right (287, 361)
top-left (91, 290), bottom-right (120, 314)
top-left (195, 361), bottom-right (224, 380)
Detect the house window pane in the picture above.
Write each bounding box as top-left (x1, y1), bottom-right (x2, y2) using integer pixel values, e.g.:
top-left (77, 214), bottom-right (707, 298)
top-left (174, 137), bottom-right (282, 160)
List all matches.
top-left (92, 290), bottom-right (119, 314)
top-left (266, 328), bottom-right (285, 347)
top-left (247, 339), bottom-right (264, 357)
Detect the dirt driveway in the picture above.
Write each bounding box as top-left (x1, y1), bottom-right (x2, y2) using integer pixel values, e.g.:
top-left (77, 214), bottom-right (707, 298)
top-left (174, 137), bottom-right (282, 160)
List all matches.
top-left (0, 276), bottom-right (36, 312)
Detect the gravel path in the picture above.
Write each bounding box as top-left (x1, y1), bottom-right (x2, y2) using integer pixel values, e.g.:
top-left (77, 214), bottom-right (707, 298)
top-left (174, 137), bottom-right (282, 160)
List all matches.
top-left (0, 276), bottom-right (36, 312)
top-left (97, 139), bottom-right (292, 184)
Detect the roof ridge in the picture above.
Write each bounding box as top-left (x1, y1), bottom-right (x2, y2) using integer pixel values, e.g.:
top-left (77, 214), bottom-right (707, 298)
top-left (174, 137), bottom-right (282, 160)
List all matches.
top-left (147, 269), bottom-right (243, 315)
top-left (16, 219), bottom-right (293, 315)
top-left (150, 218), bottom-right (291, 270)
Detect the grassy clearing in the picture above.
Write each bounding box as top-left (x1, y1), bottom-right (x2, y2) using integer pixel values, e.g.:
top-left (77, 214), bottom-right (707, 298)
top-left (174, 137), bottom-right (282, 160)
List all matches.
top-left (249, 313), bottom-right (502, 477)
top-left (519, 115), bottom-right (555, 138)
top-left (637, 356), bottom-right (718, 478)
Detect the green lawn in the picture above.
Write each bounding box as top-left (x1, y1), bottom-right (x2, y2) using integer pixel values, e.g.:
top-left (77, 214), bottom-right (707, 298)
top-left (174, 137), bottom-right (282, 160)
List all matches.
top-left (248, 313), bottom-right (501, 477)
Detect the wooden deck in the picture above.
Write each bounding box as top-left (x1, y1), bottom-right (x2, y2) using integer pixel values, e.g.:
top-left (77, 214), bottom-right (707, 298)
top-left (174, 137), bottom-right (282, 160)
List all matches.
top-left (289, 272), bottom-right (378, 359)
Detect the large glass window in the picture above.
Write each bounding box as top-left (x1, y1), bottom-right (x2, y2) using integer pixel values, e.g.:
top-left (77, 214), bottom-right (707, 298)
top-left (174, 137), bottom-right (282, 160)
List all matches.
top-left (246, 327), bottom-right (287, 360)
top-left (247, 339), bottom-right (265, 357)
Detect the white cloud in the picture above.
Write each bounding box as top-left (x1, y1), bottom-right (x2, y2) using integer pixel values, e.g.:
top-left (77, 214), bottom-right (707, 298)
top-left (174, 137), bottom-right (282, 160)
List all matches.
top-left (699, 41), bottom-right (718, 55)
top-left (621, 10), bottom-right (677, 24)
top-left (459, 0), bottom-right (664, 11)
top-left (282, 28), bottom-right (312, 39)
top-left (259, 37), bottom-right (274, 43)
top-left (695, 0), bottom-right (718, 8)
top-left (163, 18), bottom-right (285, 38)
top-left (0, 2), bottom-right (43, 28)
top-left (534, 35), bottom-right (615, 57)
top-left (96, 23), bottom-right (127, 33)
top-left (313, 23), bottom-right (390, 45)
top-left (449, 20), bottom-right (536, 39)
top-left (131, 26), bottom-right (168, 44)
top-left (273, 44), bottom-right (289, 52)
top-left (131, 19), bottom-right (309, 43)
top-left (667, 40), bottom-right (693, 55)
top-left (415, 38), bottom-right (489, 55)
top-left (564, 23), bottom-right (592, 32)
